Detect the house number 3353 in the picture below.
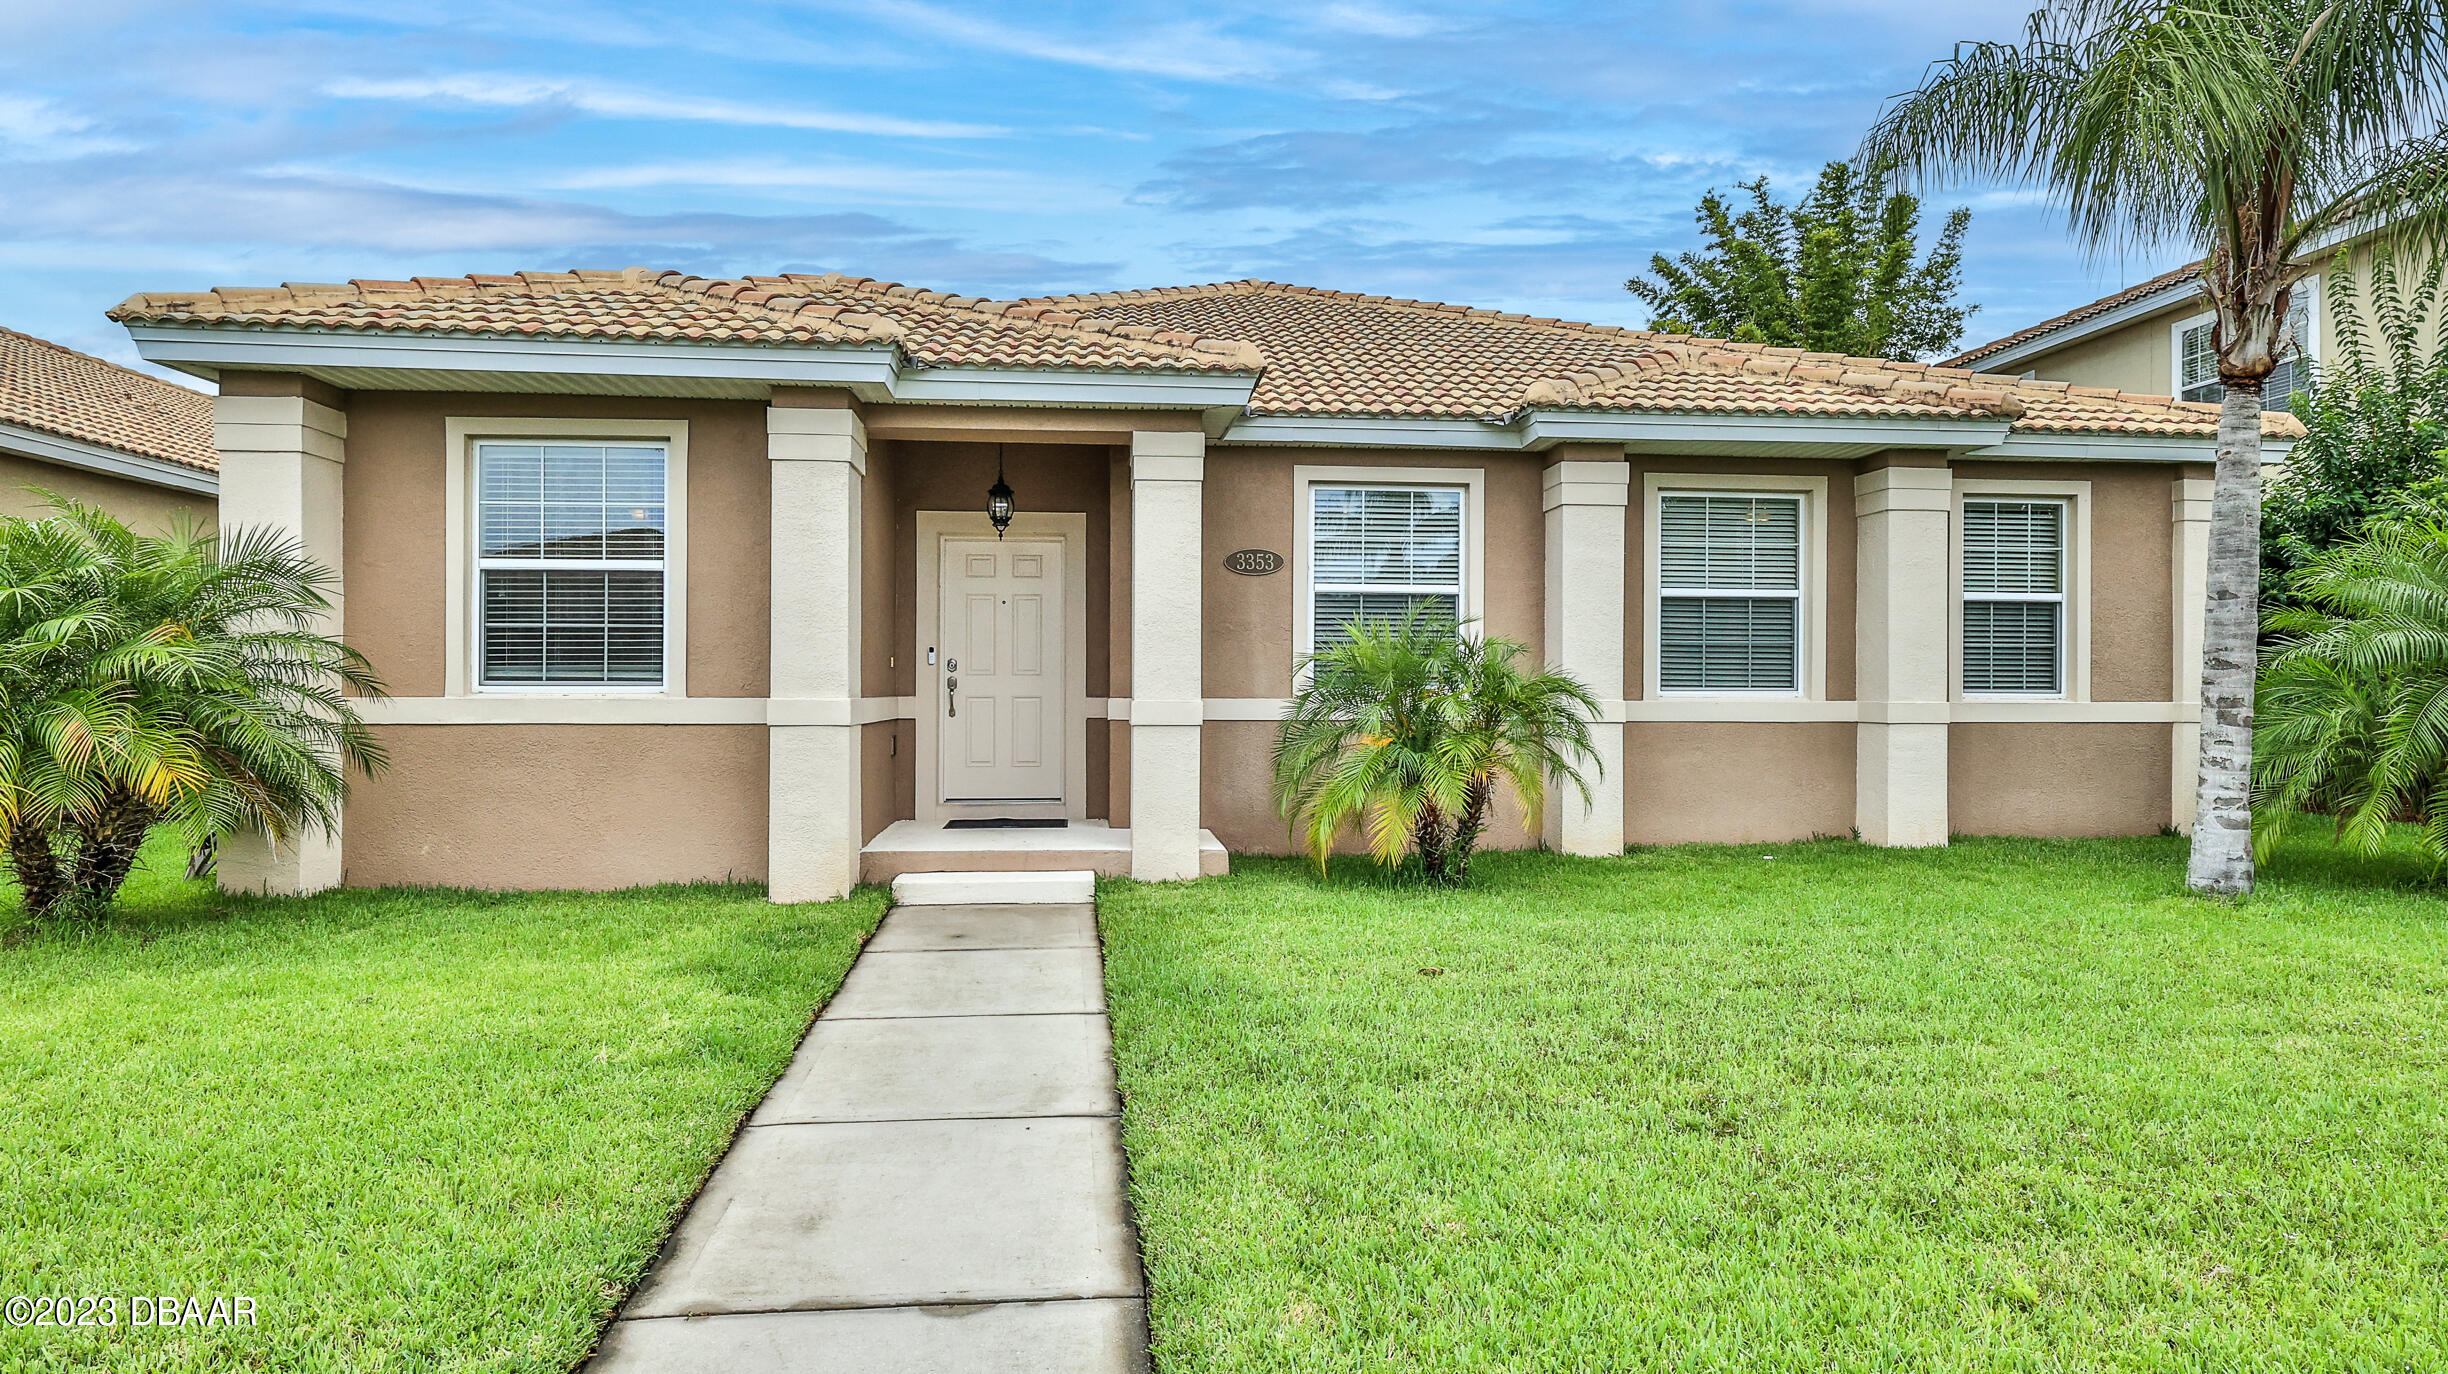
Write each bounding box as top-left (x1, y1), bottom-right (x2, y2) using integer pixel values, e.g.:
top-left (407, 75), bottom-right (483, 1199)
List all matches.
top-left (1223, 549), bottom-right (1284, 576)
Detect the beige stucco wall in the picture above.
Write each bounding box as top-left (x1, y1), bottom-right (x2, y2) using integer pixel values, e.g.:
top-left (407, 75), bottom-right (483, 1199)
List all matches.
top-left (1623, 722), bottom-right (1856, 844)
top-left (2017, 301), bottom-right (2194, 393)
top-left (1950, 723), bottom-right (2170, 836)
top-left (343, 392), bottom-right (772, 699)
top-left (321, 384), bottom-right (2202, 885)
top-left (345, 724), bottom-right (767, 888)
top-left (0, 450), bottom-right (213, 534)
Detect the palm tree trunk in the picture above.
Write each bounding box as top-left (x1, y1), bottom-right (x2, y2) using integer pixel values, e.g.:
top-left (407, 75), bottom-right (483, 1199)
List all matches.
top-left (1414, 800), bottom-right (1450, 883)
top-left (2186, 378), bottom-right (2265, 896)
top-left (72, 792), bottom-right (159, 910)
top-left (6, 824), bottom-right (71, 921)
top-left (1448, 774), bottom-right (1494, 885)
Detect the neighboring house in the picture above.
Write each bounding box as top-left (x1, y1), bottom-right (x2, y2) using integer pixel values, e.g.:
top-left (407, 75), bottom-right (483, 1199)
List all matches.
top-left (0, 325), bottom-right (217, 527)
top-left (110, 269), bottom-right (2299, 899)
top-left (1947, 231), bottom-right (2442, 407)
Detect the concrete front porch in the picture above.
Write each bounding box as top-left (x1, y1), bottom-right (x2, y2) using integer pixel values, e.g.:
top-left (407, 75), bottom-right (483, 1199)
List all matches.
top-left (860, 820), bottom-right (1228, 884)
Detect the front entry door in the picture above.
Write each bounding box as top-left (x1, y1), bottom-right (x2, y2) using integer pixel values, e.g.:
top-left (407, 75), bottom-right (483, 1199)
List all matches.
top-left (938, 537), bottom-right (1066, 804)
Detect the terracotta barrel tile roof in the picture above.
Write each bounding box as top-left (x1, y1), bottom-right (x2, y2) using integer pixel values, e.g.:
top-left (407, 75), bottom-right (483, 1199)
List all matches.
top-left (111, 268), bottom-right (1262, 375)
top-left (1021, 278), bottom-right (2299, 438)
top-left (111, 267), bottom-right (2301, 440)
top-left (0, 325), bottom-right (215, 471)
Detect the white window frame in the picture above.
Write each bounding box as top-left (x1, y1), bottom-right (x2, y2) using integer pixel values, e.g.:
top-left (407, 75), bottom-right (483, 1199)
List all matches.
top-left (1642, 473), bottom-right (1829, 700)
top-left (1951, 478), bottom-right (2091, 703)
top-left (1292, 465), bottom-right (1485, 661)
top-left (2170, 274), bottom-right (2318, 408)
top-left (444, 417), bottom-right (689, 698)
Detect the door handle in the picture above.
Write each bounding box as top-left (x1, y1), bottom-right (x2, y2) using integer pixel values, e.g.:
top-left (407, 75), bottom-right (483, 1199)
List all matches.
top-left (946, 673), bottom-right (958, 717)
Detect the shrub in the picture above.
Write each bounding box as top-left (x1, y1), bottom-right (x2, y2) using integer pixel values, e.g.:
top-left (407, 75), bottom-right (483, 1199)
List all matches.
top-left (0, 498), bottom-right (385, 919)
top-left (1272, 610), bottom-right (1601, 884)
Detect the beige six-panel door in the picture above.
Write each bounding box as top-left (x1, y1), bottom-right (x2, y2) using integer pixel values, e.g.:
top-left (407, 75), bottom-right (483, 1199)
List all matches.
top-left (938, 537), bottom-right (1067, 804)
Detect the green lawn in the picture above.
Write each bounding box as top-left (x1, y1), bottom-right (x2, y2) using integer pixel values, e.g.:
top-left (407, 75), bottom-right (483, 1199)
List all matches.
top-left (0, 837), bottom-right (887, 1373)
top-left (1100, 836), bottom-right (2448, 1372)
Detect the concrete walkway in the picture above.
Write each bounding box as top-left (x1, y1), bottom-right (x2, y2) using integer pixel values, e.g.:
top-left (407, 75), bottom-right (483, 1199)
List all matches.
top-left (589, 899), bottom-right (1147, 1374)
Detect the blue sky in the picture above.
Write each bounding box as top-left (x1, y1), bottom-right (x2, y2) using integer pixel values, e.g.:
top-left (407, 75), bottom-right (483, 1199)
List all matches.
top-left (0, 0), bottom-right (2198, 381)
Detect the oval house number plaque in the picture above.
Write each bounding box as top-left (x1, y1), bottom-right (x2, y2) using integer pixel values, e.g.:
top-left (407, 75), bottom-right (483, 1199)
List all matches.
top-left (1223, 548), bottom-right (1285, 576)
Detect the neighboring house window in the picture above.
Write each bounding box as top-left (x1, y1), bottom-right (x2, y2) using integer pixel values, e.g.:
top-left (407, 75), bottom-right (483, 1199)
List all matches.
top-left (1656, 493), bottom-right (1802, 693)
top-left (1961, 498), bottom-right (2066, 695)
top-left (1309, 484), bottom-right (1465, 649)
top-left (2174, 282), bottom-right (2316, 413)
top-left (475, 440), bottom-right (668, 687)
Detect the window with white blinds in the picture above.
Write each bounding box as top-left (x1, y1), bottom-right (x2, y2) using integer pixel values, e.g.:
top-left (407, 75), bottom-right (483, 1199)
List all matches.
top-left (475, 441), bottom-right (668, 688)
top-left (1961, 499), bottom-right (2065, 695)
top-left (1309, 484), bottom-right (1464, 650)
top-left (2176, 287), bottom-right (2314, 413)
top-left (1656, 492), bottom-right (1802, 693)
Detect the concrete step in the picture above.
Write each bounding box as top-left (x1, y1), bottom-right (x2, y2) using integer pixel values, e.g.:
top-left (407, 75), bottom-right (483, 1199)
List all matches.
top-left (859, 820), bottom-right (1228, 884)
top-left (890, 869), bottom-right (1097, 906)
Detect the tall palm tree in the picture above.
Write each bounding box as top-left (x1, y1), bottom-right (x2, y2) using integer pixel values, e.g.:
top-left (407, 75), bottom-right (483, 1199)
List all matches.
top-left (1863, 0), bottom-right (2448, 894)
top-left (1273, 610), bottom-right (1601, 884)
top-left (0, 499), bottom-right (385, 919)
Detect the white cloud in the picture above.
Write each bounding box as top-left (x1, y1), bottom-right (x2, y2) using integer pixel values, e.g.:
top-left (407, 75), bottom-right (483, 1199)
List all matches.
top-left (1308, 3), bottom-right (1449, 39)
top-left (548, 158), bottom-right (1117, 210)
top-left (322, 74), bottom-right (1004, 139)
top-left (851, 1), bottom-right (1294, 83)
top-left (0, 94), bottom-right (136, 159)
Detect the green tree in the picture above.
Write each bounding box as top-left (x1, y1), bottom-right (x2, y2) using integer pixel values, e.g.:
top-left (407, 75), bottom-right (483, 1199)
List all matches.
top-left (2255, 516), bottom-right (2448, 865)
top-left (2263, 246), bottom-right (2448, 606)
top-left (1272, 611), bottom-right (1601, 885)
top-left (1863, 0), bottom-right (2448, 895)
top-left (1626, 159), bottom-right (1977, 359)
top-left (0, 499), bottom-right (386, 920)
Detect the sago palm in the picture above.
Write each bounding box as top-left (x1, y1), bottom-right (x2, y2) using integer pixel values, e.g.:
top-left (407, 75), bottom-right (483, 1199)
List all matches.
top-left (2254, 517), bottom-right (2448, 864)
top-left (1864, 0), bottom-right (2448, 894)
top-left (1273, 610), bottom-right (1600, 884)
top-left (0, 498), bottom-right (386, 919)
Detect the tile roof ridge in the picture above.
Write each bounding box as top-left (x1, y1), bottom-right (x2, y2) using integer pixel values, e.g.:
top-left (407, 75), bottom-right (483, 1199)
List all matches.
top-left (1001, 280), bottom-right (1258, 308)
top-left (632, 269), bottom-right (906, 346)
top-left (707, 271), bottom-right (1268, 370)
top-left (1944, 260), bottom-right (2205, 366)
top-left (1518, 331), bottom-right (2302, 436)
top-left (108, 269), bottom-right (637, 322)
top-left (0, 322), bottom-right (210, 400)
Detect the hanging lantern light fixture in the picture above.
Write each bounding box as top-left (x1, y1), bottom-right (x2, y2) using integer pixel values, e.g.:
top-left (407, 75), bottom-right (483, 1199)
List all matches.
top-left (986, 443), bottom-right (1016, 538)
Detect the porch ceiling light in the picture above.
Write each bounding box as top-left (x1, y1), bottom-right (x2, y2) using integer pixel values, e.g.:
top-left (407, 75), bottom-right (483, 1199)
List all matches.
top-left (987, 444), bottom-right (1016, 538)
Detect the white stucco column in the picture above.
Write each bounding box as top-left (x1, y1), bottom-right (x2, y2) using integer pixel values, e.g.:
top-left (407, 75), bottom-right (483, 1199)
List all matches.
top-left (214, 390), bottom-right (347, 895)
top-left (767, 404), bottom-right (865, 902)
top-left (1854, 464), bottom-right (1952, 847)
top-left (2169, 472), bottom-right (2213, 833)
top-left (1128, 431), bottom-right (1205, 880)
top-left (1541, 454), bottom-right (1629, 855)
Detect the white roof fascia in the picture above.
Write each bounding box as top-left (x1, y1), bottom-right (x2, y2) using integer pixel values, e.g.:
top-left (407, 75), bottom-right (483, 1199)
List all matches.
top-left (1523, 410), bottom-right (2012, 452)
top-left (125, 325), bottom-right (1260, 409)
top-left (891, 366), bottom-right (1257, 407)
top-left (0, 419), bottom-right (216, 494)
top-left (1968, 432), bottom-right (2237, 463)
top-left (1217, 414), bottom-right (1521, 449)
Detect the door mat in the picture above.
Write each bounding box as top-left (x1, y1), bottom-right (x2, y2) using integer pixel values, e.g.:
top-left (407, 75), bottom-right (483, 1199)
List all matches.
top-left (942, 818), bottom-right (1070, 829)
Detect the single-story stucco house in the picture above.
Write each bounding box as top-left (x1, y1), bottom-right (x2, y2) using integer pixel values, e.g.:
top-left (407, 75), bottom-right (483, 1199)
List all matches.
top-left (107, 269), bottom-right (2300, 900)
top-left (2, 324), bottom-right (217, 529)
